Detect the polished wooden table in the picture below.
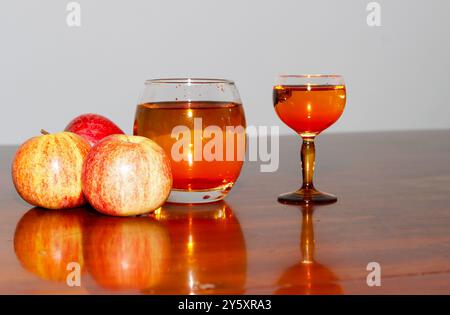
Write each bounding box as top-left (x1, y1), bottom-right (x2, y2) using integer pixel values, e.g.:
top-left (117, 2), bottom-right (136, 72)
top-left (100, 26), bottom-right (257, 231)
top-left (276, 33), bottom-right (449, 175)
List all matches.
top-left (1, 131), bottom-right (450, 294)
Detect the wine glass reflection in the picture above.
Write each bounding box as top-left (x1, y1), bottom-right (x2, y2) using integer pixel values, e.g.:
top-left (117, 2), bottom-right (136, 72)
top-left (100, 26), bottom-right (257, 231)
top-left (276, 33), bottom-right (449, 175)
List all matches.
top-left (275, 204), bottom-right (342, 294)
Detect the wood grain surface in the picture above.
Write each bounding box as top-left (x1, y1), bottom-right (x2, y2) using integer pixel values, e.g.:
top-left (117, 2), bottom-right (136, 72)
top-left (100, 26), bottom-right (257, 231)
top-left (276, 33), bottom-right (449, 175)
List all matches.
top-left (1, 131), bottom-right (450, 294)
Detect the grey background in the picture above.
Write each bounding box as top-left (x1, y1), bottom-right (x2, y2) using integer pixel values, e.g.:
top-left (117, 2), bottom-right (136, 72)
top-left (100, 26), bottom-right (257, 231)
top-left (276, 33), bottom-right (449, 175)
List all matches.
top-left (0, 0), bottom-right (449, 144)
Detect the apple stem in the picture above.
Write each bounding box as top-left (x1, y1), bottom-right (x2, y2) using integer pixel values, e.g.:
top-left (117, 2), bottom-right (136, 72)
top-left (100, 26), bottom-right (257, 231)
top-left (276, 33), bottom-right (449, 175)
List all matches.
top-left (40, 129), bottom-right (50, 135)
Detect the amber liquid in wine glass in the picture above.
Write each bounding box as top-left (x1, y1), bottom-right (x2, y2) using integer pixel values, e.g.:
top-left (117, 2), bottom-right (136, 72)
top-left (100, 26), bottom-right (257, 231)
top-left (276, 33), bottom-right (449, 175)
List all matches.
top-left (273, 75), bottom-right (346, 204)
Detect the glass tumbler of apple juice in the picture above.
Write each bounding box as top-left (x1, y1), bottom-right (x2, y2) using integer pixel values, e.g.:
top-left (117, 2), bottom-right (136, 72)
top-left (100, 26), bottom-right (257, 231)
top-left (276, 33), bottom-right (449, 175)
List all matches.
top-left (134, 78), bottom-right (246, 203)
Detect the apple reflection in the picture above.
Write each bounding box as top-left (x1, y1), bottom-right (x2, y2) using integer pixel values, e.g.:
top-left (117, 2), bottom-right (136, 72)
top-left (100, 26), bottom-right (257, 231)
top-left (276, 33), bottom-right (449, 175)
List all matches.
top-left (14, 201), bottom-right (246, 294)
top-left (145, 201), bottom-right (247, 294)
top-left (82, 213), bottom-right (170, 292)
top-left (14, 207), bottom-right (87, 282)
top-left (275, 204), bottom-right (342, 294)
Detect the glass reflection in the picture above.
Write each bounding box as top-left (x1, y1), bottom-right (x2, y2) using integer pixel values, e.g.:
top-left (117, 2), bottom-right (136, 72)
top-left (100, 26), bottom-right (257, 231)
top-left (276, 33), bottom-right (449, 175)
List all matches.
top-left (146, 201), bottom-right (247, 294)
top-left (275, 203), bottom-right (342, 294)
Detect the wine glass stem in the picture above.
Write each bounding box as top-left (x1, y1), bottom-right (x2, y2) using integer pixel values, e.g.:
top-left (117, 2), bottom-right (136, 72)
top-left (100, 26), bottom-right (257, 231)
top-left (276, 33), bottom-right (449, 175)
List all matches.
top-left (301, 137), bottom-right (315, 190)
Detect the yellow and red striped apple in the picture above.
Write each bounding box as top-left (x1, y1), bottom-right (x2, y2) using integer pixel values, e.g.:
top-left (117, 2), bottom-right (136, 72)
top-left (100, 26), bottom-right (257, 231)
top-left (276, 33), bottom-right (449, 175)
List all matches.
top-left (12, 132), bottom-right (90, 209)
top-left (82, 135), bottom-right (172, 216)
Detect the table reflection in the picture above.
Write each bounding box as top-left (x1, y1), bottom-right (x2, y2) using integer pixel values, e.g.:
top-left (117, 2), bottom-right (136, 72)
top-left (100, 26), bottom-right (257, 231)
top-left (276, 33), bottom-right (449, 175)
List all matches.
top-left (13, 201), bottom-right (246, 294)
top-left (275, 203), bottom-right (342, 294)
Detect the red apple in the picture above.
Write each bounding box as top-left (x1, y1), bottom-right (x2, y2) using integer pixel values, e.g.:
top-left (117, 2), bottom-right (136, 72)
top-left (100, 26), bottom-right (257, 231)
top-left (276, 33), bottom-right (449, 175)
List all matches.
top-left (83, 216), bottom-right (170, 291)
top-left (14, 207), bottom-right (86, 282)
top-left (82, 135), bottom-right (172, 216)
top-left (12, 131), bottom-right (90, 209)
top-left (65, 113), bottom-right (124, 146)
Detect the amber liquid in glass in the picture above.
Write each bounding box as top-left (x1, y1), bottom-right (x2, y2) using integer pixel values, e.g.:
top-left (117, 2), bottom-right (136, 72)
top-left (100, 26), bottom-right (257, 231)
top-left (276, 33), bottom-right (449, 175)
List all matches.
top-left (134, 101), bottom-right (246, 191)
top-left (273, 85), bottom-right (346, 137)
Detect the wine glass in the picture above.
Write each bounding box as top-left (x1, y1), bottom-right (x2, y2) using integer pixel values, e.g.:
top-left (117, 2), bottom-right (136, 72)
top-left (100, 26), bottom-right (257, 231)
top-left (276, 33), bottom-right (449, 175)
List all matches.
top-left (273, 75), bottom-right (346, 204)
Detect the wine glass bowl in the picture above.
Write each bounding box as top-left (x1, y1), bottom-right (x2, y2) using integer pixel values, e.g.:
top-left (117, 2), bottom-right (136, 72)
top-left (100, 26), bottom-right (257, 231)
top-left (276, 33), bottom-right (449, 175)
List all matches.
top-left (273, 75), bottom-right (346, 204)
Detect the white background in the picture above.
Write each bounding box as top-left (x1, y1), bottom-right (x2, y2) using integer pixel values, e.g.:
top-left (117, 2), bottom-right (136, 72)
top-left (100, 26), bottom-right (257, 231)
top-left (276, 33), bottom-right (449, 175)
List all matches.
top-left (0, 0), bottom-right (449, 144)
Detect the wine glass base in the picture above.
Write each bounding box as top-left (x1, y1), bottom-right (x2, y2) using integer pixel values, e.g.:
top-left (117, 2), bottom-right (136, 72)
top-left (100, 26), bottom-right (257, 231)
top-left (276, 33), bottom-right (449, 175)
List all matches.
top-left (278, 188), bottom-right (337, 205)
